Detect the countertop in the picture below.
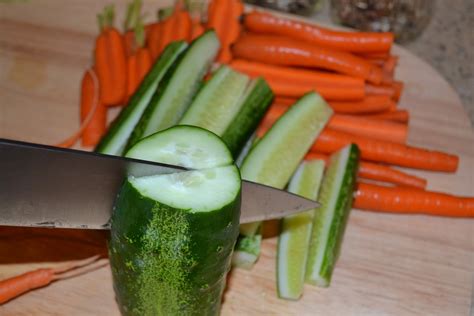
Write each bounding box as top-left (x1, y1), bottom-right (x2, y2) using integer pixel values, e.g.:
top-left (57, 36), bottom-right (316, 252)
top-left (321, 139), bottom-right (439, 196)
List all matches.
top-left (314, 0), bottom-right (474, 125)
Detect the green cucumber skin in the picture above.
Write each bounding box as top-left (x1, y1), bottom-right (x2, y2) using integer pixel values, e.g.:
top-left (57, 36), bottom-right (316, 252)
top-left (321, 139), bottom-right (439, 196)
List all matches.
top-left (95, 41), bottom-right (187, 156)
top-left (109, 179), bottom-right (241, 316)
top-left (306, 144), bottom-right (360, 286)
top-left (125, 31), bottom-right (219, 150)
top-left (221, 78), bottom-right (273, 158)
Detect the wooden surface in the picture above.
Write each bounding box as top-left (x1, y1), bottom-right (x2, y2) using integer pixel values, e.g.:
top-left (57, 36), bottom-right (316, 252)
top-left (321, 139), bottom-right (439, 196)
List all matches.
top-left (1, 1), bottom-right (473, 315)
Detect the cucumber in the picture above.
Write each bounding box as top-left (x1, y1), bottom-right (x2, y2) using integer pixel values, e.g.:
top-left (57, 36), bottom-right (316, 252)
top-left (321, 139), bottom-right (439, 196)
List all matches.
top-left (95, 41), bottom-right (187, 156)
top-left (179, 65), bottom-right (250, 135)
top-left (125, 31), bottom-right (220, 150)
top-left (277, 160), bottom-right (325, 300)
top-left (231, 233), bottom-right (262, 270)
top-left (235, 92), bottom-right (333, 268)
top-left (305, 144), bottom-right (360, 287)
top-left (221, 77), bottom-right (273, 157)
top-left (109, 125), bottom-right (241, 315)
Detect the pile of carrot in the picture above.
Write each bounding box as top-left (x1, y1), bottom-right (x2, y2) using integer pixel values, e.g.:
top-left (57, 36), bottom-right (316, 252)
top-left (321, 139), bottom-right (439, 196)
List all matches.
top-left (60, 0), bottom-right (471, 217)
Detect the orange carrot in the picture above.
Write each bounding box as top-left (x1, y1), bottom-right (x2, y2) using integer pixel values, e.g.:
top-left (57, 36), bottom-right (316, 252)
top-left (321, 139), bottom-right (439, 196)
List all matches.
top-left (95, 5), bottom-right (127, 106)
top-left (123, 30), bottom-right (135, 57)
top-left (0, 269), bottom-right (54, 304)
top-left (366, 110), bottom-right (409, 123)
top-left (232, 33), bottom-right (384, 84)
top-left (243, 11), bottom-right (394, 53)
top-left (329, 95), bottom-right (395, 114)
top-left (174, 10), bottom-right (192, 42)
top-left (312, 128), bottom-right (459, 172)
top-left (79, 68), bottom-right (107, 148)
top-left (269, 79), bottom-right (365, 101)
top-left (273, 96), bottom-right (297, 106)
top-left (305, 152), bottom-right (427, 189)
top-left (191, 17), bottom-right (205, 40)
top-left (0, 256), bottom-right (105, 304)
top-left (147, 21), bottom-right (162, 60)
top-left (328, 114), bottom-right (408, 144)
top-left (354, 182), bottom-right (474, 217)
top-left (366, 81), bottom-right (403, 101)
top-left (230, 59), bottom-right (365, 89)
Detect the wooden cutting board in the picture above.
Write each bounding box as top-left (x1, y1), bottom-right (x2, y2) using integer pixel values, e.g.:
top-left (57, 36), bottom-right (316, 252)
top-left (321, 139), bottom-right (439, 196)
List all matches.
top-left (0, 1), bottom-right (473, 315)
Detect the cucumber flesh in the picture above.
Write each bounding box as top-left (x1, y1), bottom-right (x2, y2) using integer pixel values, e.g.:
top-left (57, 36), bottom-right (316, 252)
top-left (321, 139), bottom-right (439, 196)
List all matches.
top-left (232, 234), bottom-right (262, 270)
top-left (305, 144), bottom-right (359, 287)
top-left (95, 41), bottom-right (187, 156)
top-left (110, 125), bottom-right (241, 315)
top-left (125, 31), bottom-right (220, 150)
top-left (277, 160), bottom-right (325, 300)
top-left (235, 92), bottom-right (333, 268)
top-left (125, 125), bottom-right (233, 169)
top-left (179, 65), bottom-right (250, 136)
top-left (130, 165), bottom-right (240, 212)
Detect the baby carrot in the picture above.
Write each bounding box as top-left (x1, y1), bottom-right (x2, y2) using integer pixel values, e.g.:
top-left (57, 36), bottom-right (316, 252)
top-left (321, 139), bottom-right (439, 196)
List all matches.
top-left (354, 182), bottom-right (474, 217)
top-left (366, 110), bottom-right (409, 123)
top-left (328, 95), bottom-right (395, 114)
top-left (0, 269), bottom-right (54, 304)
top-left (305, 152), bottom-right (427, 189)
top-left (95, 5), bottom-right (127, 106)
top-left (232, 33), bottom-right (384, 84)
top-left (312, 128), bottom-right (459, 172)
top-left (243, 11), bottom-right (394, 53)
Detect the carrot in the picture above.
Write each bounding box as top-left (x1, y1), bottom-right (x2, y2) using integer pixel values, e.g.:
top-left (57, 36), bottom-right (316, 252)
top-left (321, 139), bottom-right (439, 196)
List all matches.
top-left (122, 0), bottom-right (143, 57)
top-left (123, 30), bottom-right (135, 57)
top-left (243, 11), bottom-right (394, 53)
top-left (269, 79), bottom-right (365, 101)
top-left (232, 33), bottom-right (384, 84)
top-left (366, 110), bottom-right (409, 123)
top-left (329, 95), bottom-right (395, 114)
top-left (207, 0), bottom-right (243, 63)
top-left (191, 17), bottom-right (205, 40)
top-left (328, 114), bottom-right (408, 144)
top-left (366, 81), bottom-right (403, 101)
top-left (174, 10), bottom-right (192, 42)
top-left (95, 5), bottom-right (127, 106)
top-left (229, 59), bottom-right (365, 89)
top-left (382, 56), bottom-right (398, 82)
top-left (305, 152), bottom-right (427, 189)
top-left (312, 128), bottom-right (459, 172)
top-left (354, 182), bottom-right (474, 217)
top-left (147, 21), bottom-right (162, 60)
top-left (273, 96), bottom-right (297, 106)
top-left (80, 69), bottom-right (107, 147)
top-left (0, 256), bottom-right (104, 304)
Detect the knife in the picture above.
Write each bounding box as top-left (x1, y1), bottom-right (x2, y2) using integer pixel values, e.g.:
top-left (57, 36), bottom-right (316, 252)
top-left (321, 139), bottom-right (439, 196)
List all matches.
top-left (0, 138), bottom-right (319, 229)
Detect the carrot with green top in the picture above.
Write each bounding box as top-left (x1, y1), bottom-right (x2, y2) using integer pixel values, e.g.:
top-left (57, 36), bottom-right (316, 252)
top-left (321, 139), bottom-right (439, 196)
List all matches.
top-left (243, 11), bottom-right (394, 53)
top-left (95, 5), bottom-right (127, 106)
top-left (232, 33), bottom-right (384, 84)
top-left (354, 182), bottom-right (474, 217)
top-left (305, 152), bottom-right (427, 189)
top-left (312, 128), bottom-right (459, 172)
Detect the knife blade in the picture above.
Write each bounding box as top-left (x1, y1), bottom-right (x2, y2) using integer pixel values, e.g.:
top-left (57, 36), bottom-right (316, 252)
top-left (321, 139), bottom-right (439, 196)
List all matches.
top-left (0, 138), bottom-right (319, 229)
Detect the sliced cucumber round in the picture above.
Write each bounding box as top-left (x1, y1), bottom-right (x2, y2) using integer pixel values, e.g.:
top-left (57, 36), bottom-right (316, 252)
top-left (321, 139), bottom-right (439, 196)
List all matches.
top-left (110, 125), bottom-right (241, 315)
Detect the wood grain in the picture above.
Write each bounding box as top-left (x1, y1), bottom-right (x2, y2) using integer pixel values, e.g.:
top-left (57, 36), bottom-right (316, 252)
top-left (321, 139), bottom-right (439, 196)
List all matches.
top-left (0, 1), bottom-right (473, 315)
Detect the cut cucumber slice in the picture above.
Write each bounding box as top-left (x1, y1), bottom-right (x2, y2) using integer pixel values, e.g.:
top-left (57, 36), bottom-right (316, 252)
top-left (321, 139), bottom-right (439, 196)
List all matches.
top-left (125, 31), bottom-right (220, 150)
top-left (235, 92), bottom-right (333, 268)
top-left (125, 125), bottom-right (233, 169)
top-left (95, 41), bottom-right (187, 156)
top-left (277, 160), bottom-right (325, 300)
top-left (179, 65), bottom-right (250, 135)
top-left (305, 144), bottom-right (360, 287)
top-left (221, 77), bottom-right (273, 157)
top-left (110, 125), bottom-right (241, 315)
top-left (231, 233), bottom-right (262, 270)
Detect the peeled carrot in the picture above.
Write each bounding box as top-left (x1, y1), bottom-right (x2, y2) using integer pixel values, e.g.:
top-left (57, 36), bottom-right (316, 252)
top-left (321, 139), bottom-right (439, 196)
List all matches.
top-left (305, 152), bottom-right (427, 189)
top-left (367, 110), bottom-right (409, 123)
top-left (123, 0), bottom-right (143, 57)
top-left (191, 17), bottom-right (205, 40)
top-left (273, 96), bottom-right (297, 106)
top-left (0, 256), bottom-right (104, 304)
top-left (80, 69), bottom-right (107, 148)
top-left (95, 5), bottom-right (127, 106)
top-left (329, 95), bottom-right (395, 114)
top-left (366, 81), bottom-right (403, 101)
top-left (243, 11), bottom-right (394, 53)
top-left (0, 269), bottom-right (54, 304)
top-left (147, 21), bottom-right (162, 60)
top-left (230, 59), bottom-right (365, 89)
top-left (328, 114), bottom-right (408, 144)
top-left (354, 182), bottom-right (474, 217)
top-left (232, 33), bottom-right (384, 84)
top-left (174, 10), bottom-right (192, 42)
top-left (123, 30), bottom-right (135, 57)
top-left (312, 128), bottom-right (459, 172)
top-left (269, 79), bottom-right (365, 101)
